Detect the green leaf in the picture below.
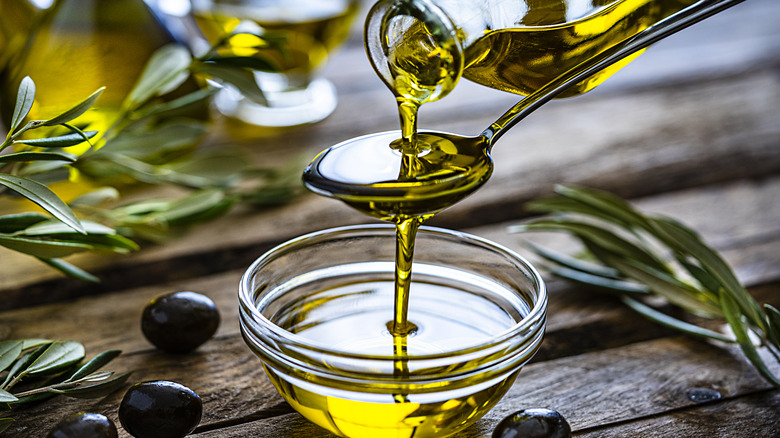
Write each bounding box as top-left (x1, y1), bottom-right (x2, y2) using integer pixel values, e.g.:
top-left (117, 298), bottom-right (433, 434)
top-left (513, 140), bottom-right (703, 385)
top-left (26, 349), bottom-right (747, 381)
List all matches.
top-left (520, 238), bottom-right (623, 279)
top-left (37, 258), bottom-right (100, 283)
top-left (650, 217), bottom-right (765, 330)
top-left (133, 87), bottom-right (215, 120)
top-left (93, 120), bottom-right (206, 161)
top-left (54, 371), bottom-right (132, 399)
top-left (43, 87), bottom-right (105, 127)
top-left (554, 184), bottom-right (652, 230)
top-left (621, 296), bottom-right (733, 342)
top-left (2, 343), bottom-right (50, 388)
top-left (0, 213), bottom-right (48, 233)
top-left (0, 151), bottom-right (78, 164)
top-left (765, 304), bottom-right (780, 349)
top-left (513, 219), bottom-right (669, 273)
top-left (0, 174), bottom-right (85, 234)
top-left (201, 54), bottom-right (276, 71)
top-left (21, 219), bottom-right (116, 236)
top-left (544, 262), bottom-right (649, 294)
top-left (67, 350), bottom-right (121, 381)
top-left (195, 62), bottom-right (267, 104)
top-left (0, 390), bottom-right (17, 403)
top-left (0, 417), bottom-right (13, 433)
top-left (602, 254), bottom-right (722, 317)
top-left (10, 76), bottom-right (35, 133)
top-left (25, 341), bottom-right (85, 376)
top-left (125, 44), bottom-right (192, 108)
top-left (0, 234), bottom-right (94, 258)
top-left (69, 187), bottom-right (120, 208)
top-left (721, 291), bottom-right (780, 388)
top-left (21, 339), bottom-right (52, 350)
top-left (152, 189), bottom-right (234, 226)
top-left (0, 342), bottom-right (23, 373)
top-left (16, 131), bottom-right (98, 147)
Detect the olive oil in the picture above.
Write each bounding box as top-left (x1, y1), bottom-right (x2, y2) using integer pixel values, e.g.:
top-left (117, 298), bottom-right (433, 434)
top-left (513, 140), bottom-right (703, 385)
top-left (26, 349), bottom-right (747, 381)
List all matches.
top-left (380, 0), bottom-right (699, 99)
top-left (192, 0), bottom-right (359, 86)
top-left (306, 0), bottom-right (702, 333)
top-left (460, 0), bottom-right (699, 97)
top-left (256, 263), bottom-right (533, 438)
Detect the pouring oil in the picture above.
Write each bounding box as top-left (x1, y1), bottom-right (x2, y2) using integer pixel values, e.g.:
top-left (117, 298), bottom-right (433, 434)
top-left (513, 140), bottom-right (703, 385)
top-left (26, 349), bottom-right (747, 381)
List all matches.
top-left (297, 0), bottom-right (702, 435)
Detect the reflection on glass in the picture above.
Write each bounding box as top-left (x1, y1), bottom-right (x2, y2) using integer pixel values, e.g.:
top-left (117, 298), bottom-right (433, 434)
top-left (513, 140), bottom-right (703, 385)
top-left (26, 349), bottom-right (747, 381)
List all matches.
top-left (191, 0), bottom-right (359, 127)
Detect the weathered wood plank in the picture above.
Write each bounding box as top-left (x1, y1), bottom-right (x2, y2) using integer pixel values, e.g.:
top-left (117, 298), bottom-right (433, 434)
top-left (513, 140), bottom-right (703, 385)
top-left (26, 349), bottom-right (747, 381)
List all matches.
top-left (574, 391), bottom-right (780, 437)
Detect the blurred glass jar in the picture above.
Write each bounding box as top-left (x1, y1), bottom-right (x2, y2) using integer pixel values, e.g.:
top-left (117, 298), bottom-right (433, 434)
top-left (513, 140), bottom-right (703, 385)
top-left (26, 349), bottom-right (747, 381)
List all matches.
top-left (0, 0), bottom-right (42, 76)
top-left (0, 0), bottom-right (207, 139)
top-left (191, 0), bottom-right (359, 127)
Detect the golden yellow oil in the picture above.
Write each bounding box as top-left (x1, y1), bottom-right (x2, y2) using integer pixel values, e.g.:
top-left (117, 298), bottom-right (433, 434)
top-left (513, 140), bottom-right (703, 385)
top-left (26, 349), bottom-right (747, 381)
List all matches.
top-left (305, 131), bottom-right (492, 222)
top-left (0, 0), bottom-right (40, 72)
top-left (0, 0), bottom-right (203, 138)
top-left (461, 0), bottom-right (699, 96)
top-left (382, 0), bottom-right (698, 100)
top-left (258, 276), bottom-right (530, 438)
top-left (266, 365), bottom-right (517, 438)
top-left (193, 0), bottom-right (359, 78)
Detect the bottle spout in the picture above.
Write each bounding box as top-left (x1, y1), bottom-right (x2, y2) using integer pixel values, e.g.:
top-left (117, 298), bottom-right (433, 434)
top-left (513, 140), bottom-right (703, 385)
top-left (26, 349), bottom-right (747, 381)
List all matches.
top-left (364, 0), bottom-right (465, 106)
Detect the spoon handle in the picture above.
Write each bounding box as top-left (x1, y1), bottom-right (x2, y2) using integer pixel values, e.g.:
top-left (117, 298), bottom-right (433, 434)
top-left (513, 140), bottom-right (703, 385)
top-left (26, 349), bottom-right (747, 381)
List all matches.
top-left (482, 0), bottom-right (747, 147)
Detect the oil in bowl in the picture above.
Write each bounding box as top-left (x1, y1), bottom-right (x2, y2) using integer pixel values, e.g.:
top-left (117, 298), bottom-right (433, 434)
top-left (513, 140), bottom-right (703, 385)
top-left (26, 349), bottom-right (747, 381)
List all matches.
top-left (239, 224), bottom-right (546, 438)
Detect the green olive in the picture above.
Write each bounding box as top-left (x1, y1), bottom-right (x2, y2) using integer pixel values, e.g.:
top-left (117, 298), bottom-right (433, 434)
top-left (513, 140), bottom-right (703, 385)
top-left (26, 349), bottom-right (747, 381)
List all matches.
top-left (492, 408), bottom-right (571, 438)
top-left (118, 380), bottom-right (202, 438)
top-left (47, 412), bottom-right (118, 438)
top-left (141, 291), bottom-right (220, 353)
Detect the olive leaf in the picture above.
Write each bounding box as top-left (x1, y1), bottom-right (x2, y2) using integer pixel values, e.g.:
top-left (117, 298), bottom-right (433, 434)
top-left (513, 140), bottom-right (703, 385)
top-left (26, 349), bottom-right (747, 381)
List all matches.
top-left (42, 87), bottom-right (105, 127)
top-left (65, 350), bottom-right (121, 382)
top-left (124, 44), bottom-right (192, 108)
top-left (52, 371), bottom-right (132, 399)
top-left (0, 151), bottom-right (78, 164)
top-left (0, 213), bottom-right (49, 233)
top-left (0, 417), bottom-right (12, 434)
top-left (1, 342), bottom-right (129, 411)
top-left (721, 291), bottom-right (780, 387)
top-left (8, 77), bottom-right (34, 134)
top-left (24, 341), bottom-right (85, 377)
top-left (37, 258), bottom-right (100, 283)
top-left (194, 62), bottom-right (267, 104)
top-left (1, 343), bottom-right (50, 389)
top-left (0, 342), bottom-right (23, 373)
top-left (513, 184), bottom-right (780, 388)
top-left (16, 131), bottom-right (98, 148)
top-left (0, 175), bottom-right (85, 234)
top-left (0, 391), bottom-right (16, 403)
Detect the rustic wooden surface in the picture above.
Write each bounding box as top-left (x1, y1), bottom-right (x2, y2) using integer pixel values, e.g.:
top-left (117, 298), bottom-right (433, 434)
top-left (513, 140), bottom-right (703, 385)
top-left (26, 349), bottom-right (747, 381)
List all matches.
top-left (1, 0), bottom-right (779, 436)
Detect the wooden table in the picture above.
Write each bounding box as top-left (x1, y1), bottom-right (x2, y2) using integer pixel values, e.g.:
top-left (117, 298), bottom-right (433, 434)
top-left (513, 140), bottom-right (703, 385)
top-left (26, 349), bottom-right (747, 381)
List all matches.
top-left (2, 0), bottom-right (779, 436)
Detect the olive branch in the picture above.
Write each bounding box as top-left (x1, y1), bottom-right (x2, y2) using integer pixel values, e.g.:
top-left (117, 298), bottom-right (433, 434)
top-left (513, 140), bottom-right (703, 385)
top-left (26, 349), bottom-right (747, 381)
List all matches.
top-left (510, 185), bottom-right (780, 388)
top-left (0, 339), bottom-right (130, 434)
top-left (0, 33), bottom-right (302, 281)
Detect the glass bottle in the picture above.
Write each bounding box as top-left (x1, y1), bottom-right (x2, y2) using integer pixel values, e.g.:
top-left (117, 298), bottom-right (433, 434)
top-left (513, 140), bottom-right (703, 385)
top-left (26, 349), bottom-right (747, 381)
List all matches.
top-left (0, 0), bottom-right (204, 137)
top-left (0, 0), bottom-right (42, 75)
top-left (365, 0), bottom-right (701, 103)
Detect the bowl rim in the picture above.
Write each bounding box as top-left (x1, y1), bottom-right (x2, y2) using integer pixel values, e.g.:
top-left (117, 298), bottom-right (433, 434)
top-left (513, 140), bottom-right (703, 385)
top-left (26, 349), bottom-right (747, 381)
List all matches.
top-left (239, 223), bottom-right (547, 361)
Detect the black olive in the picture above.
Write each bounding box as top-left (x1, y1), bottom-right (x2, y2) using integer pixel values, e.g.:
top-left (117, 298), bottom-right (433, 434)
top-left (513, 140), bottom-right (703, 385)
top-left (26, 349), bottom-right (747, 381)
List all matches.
top-left (492, 408), bottom-right (571, 438)
top-left (47, 412), bottom-right (118, 438)
top-left (141, 291), bottom-right (220, 353)
top-left (118, 380), bottom-right (202, 438)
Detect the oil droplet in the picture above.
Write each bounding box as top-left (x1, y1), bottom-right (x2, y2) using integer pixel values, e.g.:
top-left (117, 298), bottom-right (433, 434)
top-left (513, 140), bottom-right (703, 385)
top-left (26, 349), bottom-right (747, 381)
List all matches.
top-left (686, 387), bottom-right (722, 403)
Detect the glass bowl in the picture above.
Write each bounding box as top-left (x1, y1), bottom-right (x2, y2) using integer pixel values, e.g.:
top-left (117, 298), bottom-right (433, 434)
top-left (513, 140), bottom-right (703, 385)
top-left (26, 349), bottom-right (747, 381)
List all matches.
top-left (239, 224), bottom-right (546, 438)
